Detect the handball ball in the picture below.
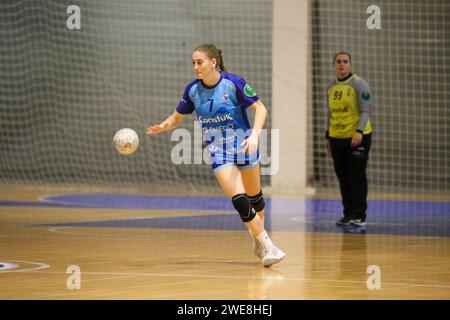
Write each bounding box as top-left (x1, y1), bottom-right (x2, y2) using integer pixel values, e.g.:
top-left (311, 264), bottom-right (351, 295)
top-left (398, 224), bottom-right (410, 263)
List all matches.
top-left (113, 128), bottom-right (139, 155)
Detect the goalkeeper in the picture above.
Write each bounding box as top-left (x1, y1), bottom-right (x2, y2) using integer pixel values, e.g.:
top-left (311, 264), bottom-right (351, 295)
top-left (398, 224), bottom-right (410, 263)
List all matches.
top-left (325, 52), bottom-right (374, 228)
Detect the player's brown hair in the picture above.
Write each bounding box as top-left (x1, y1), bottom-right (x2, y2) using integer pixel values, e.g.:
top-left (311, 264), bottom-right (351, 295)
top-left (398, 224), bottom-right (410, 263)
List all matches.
top-left (194, 44), bottom-right (227, 72)
top-left (333, 51), bottom-right (352, 63)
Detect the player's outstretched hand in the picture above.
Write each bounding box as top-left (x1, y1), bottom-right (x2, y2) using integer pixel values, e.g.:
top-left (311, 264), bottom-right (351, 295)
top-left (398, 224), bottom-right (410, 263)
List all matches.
top-left (146, 123), bottom-right (168, 135)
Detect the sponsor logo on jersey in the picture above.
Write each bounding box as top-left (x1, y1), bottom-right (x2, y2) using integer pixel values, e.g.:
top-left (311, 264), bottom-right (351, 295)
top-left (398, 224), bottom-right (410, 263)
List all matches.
top-left (361, 91), bottom-right (371, 100)
top-left (198, 113), bottom-right (233, 124)
top-left (331, 106), bottom-right (349, 113)
top-left (222, 92), bottom-right (229, 103)
top-left (244, 84), bottom-right (257, 97)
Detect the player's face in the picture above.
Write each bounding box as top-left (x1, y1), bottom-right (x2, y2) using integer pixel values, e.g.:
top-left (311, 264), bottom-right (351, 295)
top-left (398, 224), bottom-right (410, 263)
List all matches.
top-left (333, 54), bottom-right (351, 78)
top-left (192, 51), bottom-right (216, 79)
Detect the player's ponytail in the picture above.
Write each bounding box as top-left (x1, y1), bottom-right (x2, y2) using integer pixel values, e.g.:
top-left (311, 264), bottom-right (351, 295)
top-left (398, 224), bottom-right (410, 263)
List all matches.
top-left (194, 43), bottom-right (227, 72)
top-left (216, 48), bottom-right (227, 72)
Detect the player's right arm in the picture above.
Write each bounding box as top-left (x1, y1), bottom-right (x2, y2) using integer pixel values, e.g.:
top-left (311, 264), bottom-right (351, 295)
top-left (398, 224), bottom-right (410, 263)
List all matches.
top-left (146, 111), bottom-right (186, 135)
top-left (147, 81), bottom-right (196, 135)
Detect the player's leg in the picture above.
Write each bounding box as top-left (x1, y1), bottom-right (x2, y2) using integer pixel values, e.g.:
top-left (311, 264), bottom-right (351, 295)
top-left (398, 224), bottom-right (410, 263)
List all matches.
top-left (214, 165), bottom-right (285, 267)
top-left (240, 164), bottom-right (266, 258)
top-left (241, 164), bottom-right (265, 222)
top-left (213, 165), bottom-right (263, 237)
top-left (239, 164), bottom-right (285, 267)
top-left (348, 134), bottom-right (372, 227)
top-left (330, 138), bottom-right (353, 225)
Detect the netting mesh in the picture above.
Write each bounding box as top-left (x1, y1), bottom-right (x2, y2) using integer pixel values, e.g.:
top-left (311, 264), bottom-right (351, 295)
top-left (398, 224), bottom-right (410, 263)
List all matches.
top-left (1, 0), bottom-right (449, 197)
top-left (310, 0), bottom-right (450, 197)
top-left (0, 0), bottom-right (272, 191)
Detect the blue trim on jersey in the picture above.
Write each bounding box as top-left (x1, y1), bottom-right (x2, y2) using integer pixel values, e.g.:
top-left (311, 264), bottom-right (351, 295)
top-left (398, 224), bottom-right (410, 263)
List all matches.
top-left (221, 72), bottom-right (259, 109)
top-left (240, 105), bottom-right (252, 129)
top-left (200, 72), bottom-right (224, 89)
top-left (176, 79), bottom-right (198, 114)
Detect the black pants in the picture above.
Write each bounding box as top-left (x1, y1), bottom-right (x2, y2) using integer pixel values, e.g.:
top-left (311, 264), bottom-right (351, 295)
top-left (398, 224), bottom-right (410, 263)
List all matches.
top-left (330, 134), bottom-right (372, 220)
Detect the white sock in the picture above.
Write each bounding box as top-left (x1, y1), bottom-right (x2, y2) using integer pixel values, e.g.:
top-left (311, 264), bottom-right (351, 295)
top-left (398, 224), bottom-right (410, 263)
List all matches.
top-left (248, 216), bottom-right (264, 238)
top-left (256, 231), bottom-right (274, 250)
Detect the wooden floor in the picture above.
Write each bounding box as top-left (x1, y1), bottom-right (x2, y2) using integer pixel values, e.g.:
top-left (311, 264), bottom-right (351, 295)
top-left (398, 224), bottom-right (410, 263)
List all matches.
top-left (1, 187), bottom-right (449, 300)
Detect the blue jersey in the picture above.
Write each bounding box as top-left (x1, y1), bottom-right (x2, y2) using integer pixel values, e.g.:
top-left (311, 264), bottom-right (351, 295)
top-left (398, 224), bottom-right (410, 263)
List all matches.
top-left (176, 72), bottom-right (260, 170)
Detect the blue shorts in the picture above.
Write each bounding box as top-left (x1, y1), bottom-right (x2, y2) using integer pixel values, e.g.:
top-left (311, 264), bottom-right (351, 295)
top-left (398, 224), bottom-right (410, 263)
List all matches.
top-left (210, 150), bottom-right (260, 173)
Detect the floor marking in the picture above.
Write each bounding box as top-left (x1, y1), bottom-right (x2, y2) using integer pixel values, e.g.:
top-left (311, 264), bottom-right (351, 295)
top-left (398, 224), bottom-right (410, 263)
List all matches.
top-left (0, 262), bottom-right (19, 271)
top-left (0, 260), bottom-right (50, 273)
top-left (7, 269), bottom-right (450, 289)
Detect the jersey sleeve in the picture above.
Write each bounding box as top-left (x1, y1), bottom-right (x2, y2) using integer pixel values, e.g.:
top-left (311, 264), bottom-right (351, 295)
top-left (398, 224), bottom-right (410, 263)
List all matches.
top-left (176, 82), bottom-right (196, 114)
top-left (325, 82), bottom-right (333, 138)
top-left (231, 75), bottom-right (260, 109)
top-left (353, 77), bottom-right (374, 132)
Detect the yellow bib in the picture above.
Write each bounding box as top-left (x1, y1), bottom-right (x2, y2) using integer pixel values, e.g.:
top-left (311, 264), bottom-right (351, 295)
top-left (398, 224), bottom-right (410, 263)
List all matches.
top-left (327, 81), bottom-right (372, 138)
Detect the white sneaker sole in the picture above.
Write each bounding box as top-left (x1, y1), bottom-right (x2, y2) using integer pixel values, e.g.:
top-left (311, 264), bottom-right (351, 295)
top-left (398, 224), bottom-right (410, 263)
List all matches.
top-left (262, 250), bottom-right (286, 268)
top-left (350, 220), bottom-right (367, 227)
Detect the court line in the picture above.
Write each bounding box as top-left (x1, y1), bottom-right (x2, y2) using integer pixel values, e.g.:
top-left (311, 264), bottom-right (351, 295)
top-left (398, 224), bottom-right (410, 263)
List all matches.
top-left (45, 226), bottom-right (249, 242)
top-left (39, 194), bottom-right (106, 208)
top-left (39, 193), bottom-right (233, 211)
top-left (7, 269), bottom-right (450, 289)
top-left (0, 262), bottom-right (19, 271)
top-left (0, 260), bottom-right (50, 273)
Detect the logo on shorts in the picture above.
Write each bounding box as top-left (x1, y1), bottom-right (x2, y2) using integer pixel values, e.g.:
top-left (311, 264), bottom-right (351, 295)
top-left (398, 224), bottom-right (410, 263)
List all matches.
top-left (244, 84), bottom-right (257, 97)
top-left (361, 91), bottom-right (371, 100)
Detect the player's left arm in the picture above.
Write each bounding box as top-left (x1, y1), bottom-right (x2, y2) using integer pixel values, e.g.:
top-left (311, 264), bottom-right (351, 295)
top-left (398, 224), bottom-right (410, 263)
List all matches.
top-left (242, 100), bottom-right (267, 154)
top-left (352, 78), bottom-right (374, 147)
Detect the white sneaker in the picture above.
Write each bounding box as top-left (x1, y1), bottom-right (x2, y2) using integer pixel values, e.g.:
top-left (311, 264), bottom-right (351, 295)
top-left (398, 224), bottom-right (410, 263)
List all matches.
top-left (253, 238), bottom-right (265, 259)
top-left (262, 247), bottom-right (286, 268)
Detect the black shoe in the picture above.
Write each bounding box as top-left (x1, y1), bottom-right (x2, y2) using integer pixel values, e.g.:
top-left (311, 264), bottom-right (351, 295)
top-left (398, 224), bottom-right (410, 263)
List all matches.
top-left (336, 217), bottom-right (352, 226)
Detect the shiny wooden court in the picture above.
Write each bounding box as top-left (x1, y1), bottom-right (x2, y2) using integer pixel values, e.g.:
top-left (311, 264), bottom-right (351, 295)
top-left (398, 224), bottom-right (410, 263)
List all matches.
top-left (1, 187), bottom-right (449, 299)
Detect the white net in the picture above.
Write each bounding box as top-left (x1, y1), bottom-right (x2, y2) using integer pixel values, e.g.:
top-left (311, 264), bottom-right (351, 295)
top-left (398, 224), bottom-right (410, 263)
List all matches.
top-left (309, 0), bottom-right (450, 198)
top-left (0, 0), bottom-right (272, 192)
top-left (1, 0), bottom-right (449, 198)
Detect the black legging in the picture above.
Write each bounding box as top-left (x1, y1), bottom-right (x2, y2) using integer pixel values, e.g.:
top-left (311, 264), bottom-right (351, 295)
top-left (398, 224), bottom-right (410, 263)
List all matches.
top-left (330, 133), bottom-right (372, 220)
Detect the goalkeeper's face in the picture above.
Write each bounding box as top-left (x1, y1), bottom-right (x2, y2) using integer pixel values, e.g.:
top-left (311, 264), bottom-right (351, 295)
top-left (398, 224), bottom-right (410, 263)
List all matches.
top-left (192, 51), bottom-right (216, 80)
top-left (333, 54), bottom-right (351, 78)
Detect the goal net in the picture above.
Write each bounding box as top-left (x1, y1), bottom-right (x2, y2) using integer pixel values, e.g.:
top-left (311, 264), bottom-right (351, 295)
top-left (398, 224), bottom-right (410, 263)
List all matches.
top-left (1, 0), bottom-right (449, 198)
top-left (310, 0), bottom-right (450, 199)
top-left (0, 0), bottom-right (272, 193)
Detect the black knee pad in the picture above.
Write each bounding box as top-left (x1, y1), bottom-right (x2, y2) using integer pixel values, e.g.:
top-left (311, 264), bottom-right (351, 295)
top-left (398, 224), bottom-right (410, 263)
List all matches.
top-left (248, 190), bottom-right (265, 212)
top-left (232, 193), bottom-right (256, 223)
